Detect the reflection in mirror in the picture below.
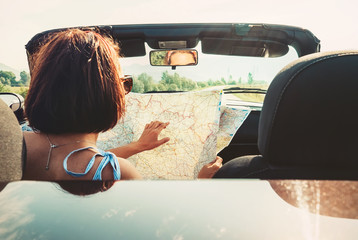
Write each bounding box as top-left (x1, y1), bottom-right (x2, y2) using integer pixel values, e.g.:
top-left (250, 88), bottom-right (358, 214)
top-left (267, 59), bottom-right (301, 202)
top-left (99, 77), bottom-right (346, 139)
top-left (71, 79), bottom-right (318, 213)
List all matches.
top-left (54, 181), bottom-right (116, 196)
top-left (150, 50), bottom-right (198, 66)
top-left (0, 93), bottom-right (23, 112)
top-left (0, 93), bottom-right (25, 124)
top-left (269, 180), bottom-right (358, 219)
top-left (10, 102), bottom-right (20, 111)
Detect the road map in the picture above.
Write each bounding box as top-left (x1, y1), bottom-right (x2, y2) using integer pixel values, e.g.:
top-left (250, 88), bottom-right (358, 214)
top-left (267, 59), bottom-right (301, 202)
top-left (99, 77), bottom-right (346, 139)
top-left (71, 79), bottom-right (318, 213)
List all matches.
top-left (97, 90), bottom-right (250, 179)
top-left (217, 105), bottom-right (251, 153)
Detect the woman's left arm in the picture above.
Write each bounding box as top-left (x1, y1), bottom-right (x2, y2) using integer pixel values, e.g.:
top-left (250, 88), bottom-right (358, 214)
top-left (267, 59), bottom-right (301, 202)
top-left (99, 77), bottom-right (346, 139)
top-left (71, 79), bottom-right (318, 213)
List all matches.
top-left (197, 156), bottom-right (223, 179)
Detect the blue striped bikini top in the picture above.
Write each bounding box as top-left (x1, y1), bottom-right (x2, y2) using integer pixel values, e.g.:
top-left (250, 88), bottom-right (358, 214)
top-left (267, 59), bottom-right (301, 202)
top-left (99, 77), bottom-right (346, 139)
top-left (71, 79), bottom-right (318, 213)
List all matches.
top-left (63, 147), bottom-right (121, 180)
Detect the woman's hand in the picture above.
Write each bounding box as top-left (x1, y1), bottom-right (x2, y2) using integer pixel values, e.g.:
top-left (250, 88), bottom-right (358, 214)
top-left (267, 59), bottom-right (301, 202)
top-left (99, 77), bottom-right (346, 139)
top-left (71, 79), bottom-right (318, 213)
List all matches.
top-left (198, 156), bottom-right (223, 179)
top-left (136, 121), bottom-right (170, 151)
top-left (109, 121), bottom-right (170, 158)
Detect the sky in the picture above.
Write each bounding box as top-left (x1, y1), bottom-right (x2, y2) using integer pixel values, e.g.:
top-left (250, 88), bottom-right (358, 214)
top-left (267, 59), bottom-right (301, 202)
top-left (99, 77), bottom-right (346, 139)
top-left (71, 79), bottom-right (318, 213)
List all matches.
top-left (0, 0), bottom-right (357, 71)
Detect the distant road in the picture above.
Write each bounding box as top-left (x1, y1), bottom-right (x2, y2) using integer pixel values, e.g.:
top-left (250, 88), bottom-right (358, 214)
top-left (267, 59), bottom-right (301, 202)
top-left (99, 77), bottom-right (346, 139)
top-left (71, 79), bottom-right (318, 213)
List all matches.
top-left (202, 85), bottom-right (263, 108)
top-left (201, 85), bottom-right (244, 106)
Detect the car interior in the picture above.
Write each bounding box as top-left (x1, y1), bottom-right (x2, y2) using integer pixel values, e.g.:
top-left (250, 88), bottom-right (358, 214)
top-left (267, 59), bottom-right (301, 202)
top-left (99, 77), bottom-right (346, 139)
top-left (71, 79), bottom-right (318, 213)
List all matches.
top-left (1, 22), bottom-right (358, 240)
top-left (1, 23), bottom-right (357, 181)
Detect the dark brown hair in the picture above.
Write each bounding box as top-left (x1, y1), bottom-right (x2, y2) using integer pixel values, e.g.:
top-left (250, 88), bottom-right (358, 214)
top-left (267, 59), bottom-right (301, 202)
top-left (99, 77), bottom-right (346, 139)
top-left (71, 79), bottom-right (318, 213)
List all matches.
top-left (25, 29), bottom-right (125, 133)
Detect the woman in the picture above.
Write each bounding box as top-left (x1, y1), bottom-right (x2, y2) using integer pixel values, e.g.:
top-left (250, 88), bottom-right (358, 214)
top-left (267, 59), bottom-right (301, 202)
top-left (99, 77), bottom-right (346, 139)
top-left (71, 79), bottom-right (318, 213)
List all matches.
top-left (164, 50), bottom-right (197, 66)
top-left (23, 29), bottom-right (221, 181)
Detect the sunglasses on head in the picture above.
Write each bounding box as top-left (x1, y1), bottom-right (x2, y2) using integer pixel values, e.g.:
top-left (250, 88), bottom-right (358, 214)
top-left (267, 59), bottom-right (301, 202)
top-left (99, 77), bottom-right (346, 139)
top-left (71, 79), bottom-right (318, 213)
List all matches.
top-left (120, 75), bottom-right (133, 94)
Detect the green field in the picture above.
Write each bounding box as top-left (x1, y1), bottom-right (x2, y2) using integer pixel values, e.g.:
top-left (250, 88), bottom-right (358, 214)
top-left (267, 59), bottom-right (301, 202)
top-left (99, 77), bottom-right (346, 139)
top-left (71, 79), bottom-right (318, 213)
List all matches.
top-left (9, 86), bottom-right (29, 98)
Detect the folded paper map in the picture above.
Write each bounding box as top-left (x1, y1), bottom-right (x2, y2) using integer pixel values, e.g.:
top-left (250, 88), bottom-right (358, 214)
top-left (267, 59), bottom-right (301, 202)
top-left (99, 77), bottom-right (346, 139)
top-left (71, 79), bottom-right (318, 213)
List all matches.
top-left (97, 90), bottom-right (250, 179)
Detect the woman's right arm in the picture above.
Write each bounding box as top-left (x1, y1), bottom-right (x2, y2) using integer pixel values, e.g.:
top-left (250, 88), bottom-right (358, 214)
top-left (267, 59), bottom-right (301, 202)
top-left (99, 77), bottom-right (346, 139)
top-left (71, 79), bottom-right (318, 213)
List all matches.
top-left (108, 121), bottom-right (170, 158)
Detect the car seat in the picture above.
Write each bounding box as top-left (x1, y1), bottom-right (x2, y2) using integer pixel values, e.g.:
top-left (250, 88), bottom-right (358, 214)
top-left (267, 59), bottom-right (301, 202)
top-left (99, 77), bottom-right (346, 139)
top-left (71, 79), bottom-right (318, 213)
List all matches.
top-left (0, 98), bottom-right (24, 181)
top-left (214, 50), bottom-right (358, 180)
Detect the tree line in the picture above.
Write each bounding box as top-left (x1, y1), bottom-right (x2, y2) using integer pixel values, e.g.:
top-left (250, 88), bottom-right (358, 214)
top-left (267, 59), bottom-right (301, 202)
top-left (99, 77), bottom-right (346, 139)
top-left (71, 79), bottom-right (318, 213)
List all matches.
top-left (0, 70), bottom-right (30, 87)
top-left (131, 71), bottom-right (261, 93)
top-left (0, 70), bottom-right (30, 97)
top-left (0, 69), bottom-right (262, 97)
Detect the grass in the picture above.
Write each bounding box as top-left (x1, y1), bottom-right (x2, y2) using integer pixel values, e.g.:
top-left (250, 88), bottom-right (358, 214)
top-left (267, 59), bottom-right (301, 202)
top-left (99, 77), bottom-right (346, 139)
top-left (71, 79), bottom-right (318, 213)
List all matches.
top-left (10, 86), bottom-right (29, 98)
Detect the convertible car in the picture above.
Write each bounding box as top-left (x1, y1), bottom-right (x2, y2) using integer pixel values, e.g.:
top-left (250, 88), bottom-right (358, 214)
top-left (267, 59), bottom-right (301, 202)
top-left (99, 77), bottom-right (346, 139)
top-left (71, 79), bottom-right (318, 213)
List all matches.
top-left (0, 23), bottom-right (357, 239)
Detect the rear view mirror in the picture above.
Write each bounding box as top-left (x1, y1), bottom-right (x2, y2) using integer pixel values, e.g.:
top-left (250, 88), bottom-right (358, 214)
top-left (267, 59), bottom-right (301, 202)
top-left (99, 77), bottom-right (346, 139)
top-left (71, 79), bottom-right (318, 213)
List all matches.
top-left (150, 50), bottom-right (198, 66)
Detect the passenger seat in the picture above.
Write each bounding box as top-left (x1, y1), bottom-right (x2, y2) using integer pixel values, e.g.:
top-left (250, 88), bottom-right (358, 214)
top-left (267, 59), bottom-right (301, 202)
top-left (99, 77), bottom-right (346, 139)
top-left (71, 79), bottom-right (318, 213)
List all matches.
top-left (214, 50), bottom-right (358, 180)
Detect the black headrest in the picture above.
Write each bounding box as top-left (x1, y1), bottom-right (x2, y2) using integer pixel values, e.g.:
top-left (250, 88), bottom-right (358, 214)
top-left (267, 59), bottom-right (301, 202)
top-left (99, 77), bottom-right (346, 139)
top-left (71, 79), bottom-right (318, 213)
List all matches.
top-left (258, 51), bottom-right (358, 167)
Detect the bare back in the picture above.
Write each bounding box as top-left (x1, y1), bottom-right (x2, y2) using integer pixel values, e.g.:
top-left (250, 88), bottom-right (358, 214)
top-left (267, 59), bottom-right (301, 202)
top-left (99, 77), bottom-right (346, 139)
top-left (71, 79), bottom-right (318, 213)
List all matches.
top-left (23, 132), bottom-right (141, 181)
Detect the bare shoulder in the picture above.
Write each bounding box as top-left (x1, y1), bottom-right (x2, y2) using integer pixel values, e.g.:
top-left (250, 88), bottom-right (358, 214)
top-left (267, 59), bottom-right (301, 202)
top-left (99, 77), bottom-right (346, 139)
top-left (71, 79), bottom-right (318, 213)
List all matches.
top-left (100, 157), bottom-right (142, 180)
top-left (23, 131), bottom-right (37, 141)
top-left (22, 131), bottom-right (51, 180)
top-left (117, 158), bottom-right (142, 180)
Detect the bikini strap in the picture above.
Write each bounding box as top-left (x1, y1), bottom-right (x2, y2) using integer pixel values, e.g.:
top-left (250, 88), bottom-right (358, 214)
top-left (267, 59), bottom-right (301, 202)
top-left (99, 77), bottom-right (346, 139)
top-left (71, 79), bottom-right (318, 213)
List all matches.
top-left (93, 149), bottom-right (121, 180)
top-left (63, 147), bottom-right (121, 180)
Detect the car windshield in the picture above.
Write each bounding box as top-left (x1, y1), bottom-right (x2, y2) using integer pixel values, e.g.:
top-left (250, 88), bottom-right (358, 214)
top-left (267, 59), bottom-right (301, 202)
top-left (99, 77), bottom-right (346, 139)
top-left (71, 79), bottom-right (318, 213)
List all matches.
top-left (120, 43), bottom-right (299, 104)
